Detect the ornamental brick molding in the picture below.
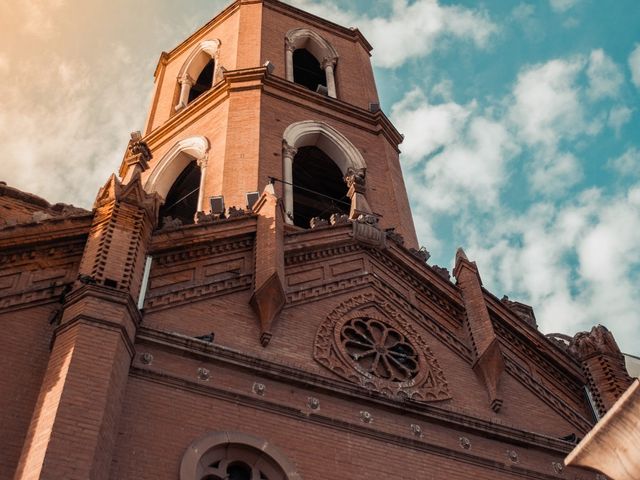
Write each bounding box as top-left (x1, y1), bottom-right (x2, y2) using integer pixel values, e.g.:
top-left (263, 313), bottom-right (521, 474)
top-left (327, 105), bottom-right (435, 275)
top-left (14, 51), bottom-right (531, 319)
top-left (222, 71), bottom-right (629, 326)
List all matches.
top-left (313, 293), bottom-right (451, 402)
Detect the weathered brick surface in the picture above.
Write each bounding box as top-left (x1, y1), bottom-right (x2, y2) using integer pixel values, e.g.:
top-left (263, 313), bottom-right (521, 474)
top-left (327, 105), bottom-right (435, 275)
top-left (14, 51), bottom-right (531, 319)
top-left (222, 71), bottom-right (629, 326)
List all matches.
top-left (0, 306), bottom-right (56, 480)
top-left (0, 1), bottom-right (620, 479)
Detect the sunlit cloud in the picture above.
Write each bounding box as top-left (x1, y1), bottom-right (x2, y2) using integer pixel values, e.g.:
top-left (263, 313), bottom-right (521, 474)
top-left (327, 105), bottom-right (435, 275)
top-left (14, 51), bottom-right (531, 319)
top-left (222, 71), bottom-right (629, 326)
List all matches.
top-left (629, 44), bottom-right (640, 89)
top-left (607, 147), bottom-right (640, 177)
top-left (289, 0), bottom-right (498, 68)
top-left (22, 0), bottom-right (66, 38)
top-left (549, 0), bottom-right (580, 13)
top-left (586, 49), bottom-right (624, 100)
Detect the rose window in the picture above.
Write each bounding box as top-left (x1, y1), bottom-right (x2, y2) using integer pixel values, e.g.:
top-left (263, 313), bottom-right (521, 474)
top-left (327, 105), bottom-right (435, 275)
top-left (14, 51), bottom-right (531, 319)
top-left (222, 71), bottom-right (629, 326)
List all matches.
top-left (340, 317), bottom-right (419, 382)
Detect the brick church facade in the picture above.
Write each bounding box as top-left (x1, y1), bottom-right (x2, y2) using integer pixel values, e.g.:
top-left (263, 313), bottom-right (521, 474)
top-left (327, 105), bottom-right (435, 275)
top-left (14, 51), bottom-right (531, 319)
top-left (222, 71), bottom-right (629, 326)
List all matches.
top-left (0, 1), bottom-right (633, 479)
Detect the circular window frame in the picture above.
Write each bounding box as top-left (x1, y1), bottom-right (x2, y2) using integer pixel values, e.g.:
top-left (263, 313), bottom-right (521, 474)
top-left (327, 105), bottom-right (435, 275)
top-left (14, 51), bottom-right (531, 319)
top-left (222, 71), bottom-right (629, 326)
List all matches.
top-left (335, 313), bottom-right (427, 388)
top-left (313, 294), bottom-right (452, 402)
top-left (180, 431), bottom-right (302, 480)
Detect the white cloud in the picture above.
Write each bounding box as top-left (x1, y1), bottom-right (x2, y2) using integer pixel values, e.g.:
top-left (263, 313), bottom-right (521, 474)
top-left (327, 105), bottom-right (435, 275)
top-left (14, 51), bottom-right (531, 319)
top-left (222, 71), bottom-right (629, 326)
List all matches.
top-left (0, 48), bottom-right (148, 207)
top-left (420, 116), bottom-right (515, 212)
top-left (509, 57), bottom-right (587, 147)
top-left (391, 88), bottom-right (472, 166)
top-left (290, 0), bottom-right (498, 68)
top-left (393, 88), bottom-right (516, 216)
top-left (629, 44), bottom-right (640, 89)
top-left (511, 3), bottom-right (535, 21)
top-left (607, 147), bottom-right (640, 177)
top-left (608, 105), bottom-right (633, 135)
top-left (586, 49), bottom-right (624, 100)
top-left (529, 152), bottom-right (583, 196)
top-left (464, 185), bottom-right (640, 352)
top-left (549, 0), bottom-right (580, 13)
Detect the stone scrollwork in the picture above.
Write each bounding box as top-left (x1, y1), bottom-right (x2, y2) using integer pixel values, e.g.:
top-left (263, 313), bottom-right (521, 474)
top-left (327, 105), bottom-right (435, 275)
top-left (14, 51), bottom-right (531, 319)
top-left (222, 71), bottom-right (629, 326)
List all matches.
top-left (313, 295), bottom-right (451, 403)
top-left (344, 167), bottom-right (366, 189)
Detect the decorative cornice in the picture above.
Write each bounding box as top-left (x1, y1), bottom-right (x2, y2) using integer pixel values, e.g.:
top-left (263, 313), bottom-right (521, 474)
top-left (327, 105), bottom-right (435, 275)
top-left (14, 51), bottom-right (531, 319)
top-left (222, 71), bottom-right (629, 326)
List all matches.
top-left (368, 248), bottom-right (464, 323)
top-left (133, 366), bottom-right (570, 480)
top-left (491, 316), bottom-right (585, 396)
top-left (264, 0), bottom-right (373, 53)
top-left (263, 74), bottom-right (404, 149)
top-left (134, 326), bottom-right (580, 458)
top-left (144, 274), bottom-right (252, 312)
top-left (0, 286), bottom-right (69, 313)
top-left (144, 66), bottom-right (403, 153)
top-left (159, 0), bottom-right (372, 69)
top-left (484, 290), bottom-right (584, 378)
top-left (0, 215), bottom-right (92, 252)
top-left (285, 241), bottom-right (360, 266)
top-left (151, 236), bottom-right (254, 266)
top-left (502, 354), bottom-right (593, 433)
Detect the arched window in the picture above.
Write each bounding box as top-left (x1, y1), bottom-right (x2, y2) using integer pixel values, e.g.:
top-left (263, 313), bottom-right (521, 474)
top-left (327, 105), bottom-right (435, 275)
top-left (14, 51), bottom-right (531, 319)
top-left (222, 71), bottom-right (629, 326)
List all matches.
top-left (292, 146), bottom-right (349, 228)
top-left (282, 121), bottom-right (370, 226)
top-left (144, 136), bottom-right (210, 227)
top-left (285, 28), bottom-right (338, 98)
top-left (188, 59), bottom-right (215, 104)
top-left (180, 432), bottom-right (302, 480)
top-left (158, 160), bottom-right (201, 225)
top-left (292, 49), bottom-right (327, 93)
top-left (175, 39), bottom-right (221, 111)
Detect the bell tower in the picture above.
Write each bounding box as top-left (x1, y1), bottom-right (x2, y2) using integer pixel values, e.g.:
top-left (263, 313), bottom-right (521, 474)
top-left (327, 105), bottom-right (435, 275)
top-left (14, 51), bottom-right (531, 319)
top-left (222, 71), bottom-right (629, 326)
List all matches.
top-left (139, 0), bottom-right (418, 247)
top-left (6, 1), bottom-right (632, 479)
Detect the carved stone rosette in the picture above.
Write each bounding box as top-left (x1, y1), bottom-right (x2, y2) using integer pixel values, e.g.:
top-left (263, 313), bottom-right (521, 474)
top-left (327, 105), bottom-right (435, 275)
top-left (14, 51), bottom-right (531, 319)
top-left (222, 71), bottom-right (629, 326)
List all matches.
top-left (313, 294), bottom-right (451, 402)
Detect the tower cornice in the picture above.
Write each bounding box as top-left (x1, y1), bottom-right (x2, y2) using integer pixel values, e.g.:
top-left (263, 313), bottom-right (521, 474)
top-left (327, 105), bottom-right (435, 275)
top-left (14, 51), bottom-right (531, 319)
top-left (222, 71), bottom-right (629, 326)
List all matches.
top-left (143, 66), bottom-right (403, 154)
top-left (153, 0), bottom-right (373, 80)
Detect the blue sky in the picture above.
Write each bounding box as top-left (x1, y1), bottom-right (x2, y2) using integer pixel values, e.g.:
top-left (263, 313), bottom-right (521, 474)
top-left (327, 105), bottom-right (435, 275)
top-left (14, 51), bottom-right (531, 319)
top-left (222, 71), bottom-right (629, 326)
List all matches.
top-left (0, 0), bottom-right (639, 355)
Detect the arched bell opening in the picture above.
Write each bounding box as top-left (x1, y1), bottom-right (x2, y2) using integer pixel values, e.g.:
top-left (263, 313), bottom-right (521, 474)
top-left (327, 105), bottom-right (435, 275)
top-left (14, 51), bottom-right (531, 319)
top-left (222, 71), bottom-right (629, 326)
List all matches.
top-left (292, 146), bottom-right (349, 228)
top-left (158, 160), bottom-right (201, 226)
top-left (189, 59), bottom-right (215, 104)
top-left (292, 49), bottom-right (327, 93)
top-left (175, 39), bottom-right (221, 112)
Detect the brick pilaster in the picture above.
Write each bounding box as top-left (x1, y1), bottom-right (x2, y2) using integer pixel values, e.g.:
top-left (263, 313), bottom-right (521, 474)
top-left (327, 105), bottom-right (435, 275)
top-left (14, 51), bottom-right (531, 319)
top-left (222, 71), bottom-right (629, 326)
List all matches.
top-left (249, 183), bottom-right (286, 347)
top-left (14, 172), bottom-right (159, 480)
top-left (454, 248), bottom-right (505, 412)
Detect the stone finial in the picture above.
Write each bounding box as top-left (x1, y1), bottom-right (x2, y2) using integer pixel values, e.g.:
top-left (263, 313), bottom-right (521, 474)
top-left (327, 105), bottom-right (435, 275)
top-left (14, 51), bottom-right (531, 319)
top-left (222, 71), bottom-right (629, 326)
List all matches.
top-left (329, 213), bottom-right (349, 226)
top-left (309, 217), bottom-right (329, 229)
top-left (501, 296), bottom-right (538, 329)
top-left (344, 167), bottom-right (372, 219)
top-left (385, 228), bottom-right (405, 246)
top-left (409, 247), bottom-right (430, 263)
top-left (568, 325), bottom-right (622, 360)
top-left (344, 167), bottom-right (366, 190)
top-left (432, 265), bottom-right (451, 281)
top-left (119, 131), bottom-right (152, 183)
top-left (569, 325), bottom-right (632, 416)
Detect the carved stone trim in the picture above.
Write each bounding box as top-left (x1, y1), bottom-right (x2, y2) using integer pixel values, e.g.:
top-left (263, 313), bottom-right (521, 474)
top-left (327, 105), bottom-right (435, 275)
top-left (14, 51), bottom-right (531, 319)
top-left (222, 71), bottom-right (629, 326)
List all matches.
top-left (144, 274), bottom-right (252, 312)
top-left (492, 318), bottom-right (585, 404)
top-left (152, 238), bottom-right (254, 266)
top-left (313, 293), bottom-right (451, 402)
